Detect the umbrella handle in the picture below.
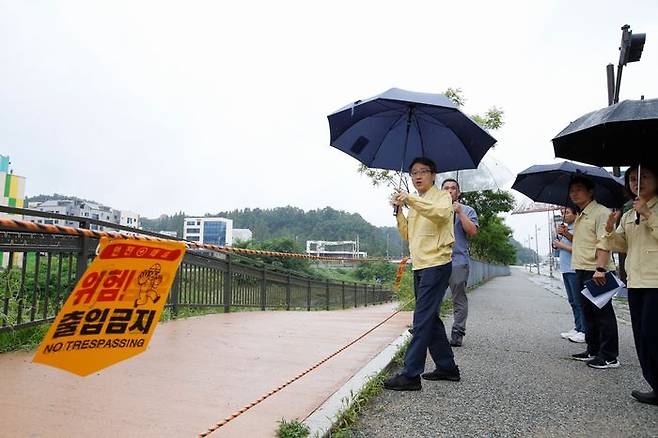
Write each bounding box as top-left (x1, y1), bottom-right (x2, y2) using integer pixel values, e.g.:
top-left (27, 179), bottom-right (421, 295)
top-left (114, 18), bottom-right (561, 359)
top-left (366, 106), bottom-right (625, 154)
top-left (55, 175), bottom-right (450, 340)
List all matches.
top-left (393, 205), bottom-right (400, 216)
top-left (636, 164), bottom-right (641, 225)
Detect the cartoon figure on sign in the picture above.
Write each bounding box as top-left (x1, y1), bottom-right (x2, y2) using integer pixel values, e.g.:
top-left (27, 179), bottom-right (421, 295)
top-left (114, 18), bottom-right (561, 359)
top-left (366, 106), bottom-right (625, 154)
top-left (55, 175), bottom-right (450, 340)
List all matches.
top-left (134, 263), bottom-right (163, 307)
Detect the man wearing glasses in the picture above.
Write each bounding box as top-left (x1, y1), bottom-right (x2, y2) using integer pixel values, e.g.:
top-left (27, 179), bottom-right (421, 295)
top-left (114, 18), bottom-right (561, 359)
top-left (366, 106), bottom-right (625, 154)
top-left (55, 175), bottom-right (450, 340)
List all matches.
top-left (384, 157), bottom-right (460, 391)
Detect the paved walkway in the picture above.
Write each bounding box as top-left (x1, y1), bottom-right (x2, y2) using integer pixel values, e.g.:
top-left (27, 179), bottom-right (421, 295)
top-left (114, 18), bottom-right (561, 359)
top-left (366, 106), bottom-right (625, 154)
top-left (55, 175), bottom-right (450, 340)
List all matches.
top-left (355, 268), bottom-right (658, 437)
top-left (0, 303), bottom-right (411, 437)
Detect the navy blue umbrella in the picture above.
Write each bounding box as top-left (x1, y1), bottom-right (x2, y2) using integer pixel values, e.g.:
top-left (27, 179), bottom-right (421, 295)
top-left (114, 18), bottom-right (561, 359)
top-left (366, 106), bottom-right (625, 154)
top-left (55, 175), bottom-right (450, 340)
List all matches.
top-left (512, 161), bottom-right (627, 209)
top-left (327, 88), bottom-right (497, 172)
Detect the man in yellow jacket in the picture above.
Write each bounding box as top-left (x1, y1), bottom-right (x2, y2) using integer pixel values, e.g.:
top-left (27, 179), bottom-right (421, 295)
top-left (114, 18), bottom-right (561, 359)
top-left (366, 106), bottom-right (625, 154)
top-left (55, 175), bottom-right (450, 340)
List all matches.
top-left (384, 157), bottom-right (460, 391)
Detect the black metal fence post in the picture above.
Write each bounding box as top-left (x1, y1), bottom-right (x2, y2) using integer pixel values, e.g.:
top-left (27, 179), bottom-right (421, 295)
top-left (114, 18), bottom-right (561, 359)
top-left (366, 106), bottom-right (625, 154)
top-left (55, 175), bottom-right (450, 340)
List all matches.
top-left (341, 281), bottom-right (345, 309)
top-left (307, 278), bottom-right (311, 311)
top-left (76, 221), bottom-right (91, 281)
top-left (364, 284), bottom-right (368, 307)
top-left (223, 254), bottom-right (232, 313)
top-left (354, 282), bottom-right (358, 308)
top-left (170, 264), bottom-right (182, 319)
top-left (260, 266), bottom-right (267, 311)
top-left (325, 279), bottom-right (330, 311)
top-left (286, 274), bottom-right (291, 310)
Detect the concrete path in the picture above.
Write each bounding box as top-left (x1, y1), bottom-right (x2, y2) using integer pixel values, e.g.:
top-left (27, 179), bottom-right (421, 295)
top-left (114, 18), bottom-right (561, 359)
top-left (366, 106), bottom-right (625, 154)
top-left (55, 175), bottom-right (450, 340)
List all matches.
top-left (355, 268), bottom-right (658, 437)
top-left (0, 303), bottom-right (411, 438)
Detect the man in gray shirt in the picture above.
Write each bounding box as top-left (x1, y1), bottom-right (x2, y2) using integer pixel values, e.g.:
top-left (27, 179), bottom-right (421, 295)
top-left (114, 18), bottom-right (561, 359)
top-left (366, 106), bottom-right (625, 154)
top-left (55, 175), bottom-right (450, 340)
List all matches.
top-left (442, 179), bottom-right (479, 347)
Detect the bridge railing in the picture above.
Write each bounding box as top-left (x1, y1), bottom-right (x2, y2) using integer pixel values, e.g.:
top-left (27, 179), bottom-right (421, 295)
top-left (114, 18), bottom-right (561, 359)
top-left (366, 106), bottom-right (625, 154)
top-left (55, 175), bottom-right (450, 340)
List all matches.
top-left (0, 217), bottom-right (393, 334)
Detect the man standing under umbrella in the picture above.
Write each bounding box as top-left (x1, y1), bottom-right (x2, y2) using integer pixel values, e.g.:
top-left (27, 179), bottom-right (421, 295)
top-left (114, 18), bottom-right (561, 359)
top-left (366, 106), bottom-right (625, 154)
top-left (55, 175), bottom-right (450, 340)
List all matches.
top-left (441, 178), bottom-right (479, 347)
top-left (384, 157), bottom-right (460, 391)
top-left (598, 164), bottom-right (658, 405)
top-left (567, 177), bottom-right (619, 369)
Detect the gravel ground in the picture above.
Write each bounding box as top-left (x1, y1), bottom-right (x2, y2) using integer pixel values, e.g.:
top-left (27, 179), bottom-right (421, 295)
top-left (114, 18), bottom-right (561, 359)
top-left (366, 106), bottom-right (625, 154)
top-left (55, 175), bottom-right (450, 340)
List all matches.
top-left (352, 268), bottom-right (658, 438)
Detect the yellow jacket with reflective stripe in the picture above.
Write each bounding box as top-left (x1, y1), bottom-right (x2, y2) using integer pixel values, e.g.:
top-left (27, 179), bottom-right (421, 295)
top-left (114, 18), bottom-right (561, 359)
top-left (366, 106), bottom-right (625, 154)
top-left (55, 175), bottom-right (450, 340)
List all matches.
top-left (597, 197), bottom-right (658, 288)
top-left (396, 185), bottom-right (454, 270)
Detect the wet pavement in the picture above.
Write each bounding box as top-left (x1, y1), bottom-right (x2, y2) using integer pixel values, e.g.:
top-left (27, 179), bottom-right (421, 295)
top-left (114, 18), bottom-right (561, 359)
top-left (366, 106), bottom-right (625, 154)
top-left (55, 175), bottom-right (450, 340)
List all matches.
top-left (354, 268), bottom-right (658, 437)
top-left (0, 303), bottom-right (411, 438)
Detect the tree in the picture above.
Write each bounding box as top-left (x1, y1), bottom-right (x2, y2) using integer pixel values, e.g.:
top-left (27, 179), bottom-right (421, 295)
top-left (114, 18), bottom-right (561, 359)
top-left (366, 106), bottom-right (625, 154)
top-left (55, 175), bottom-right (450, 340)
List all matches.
top-left (233, 237), bottom-right (311, 272)
top-left (354, 260), bottom-right (398, 283)
top-left (460, 190), bottom-right (517, 265)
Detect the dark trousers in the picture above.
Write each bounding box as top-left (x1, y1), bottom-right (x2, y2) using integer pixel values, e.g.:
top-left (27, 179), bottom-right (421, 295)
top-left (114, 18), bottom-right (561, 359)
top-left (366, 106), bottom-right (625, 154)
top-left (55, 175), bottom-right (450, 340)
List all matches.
top-left (575, 270), bottom-right (619, 360)
top-left (402, 262), bottom-right (455, 378)
top-left (628, 289), bottom-right (658, 392)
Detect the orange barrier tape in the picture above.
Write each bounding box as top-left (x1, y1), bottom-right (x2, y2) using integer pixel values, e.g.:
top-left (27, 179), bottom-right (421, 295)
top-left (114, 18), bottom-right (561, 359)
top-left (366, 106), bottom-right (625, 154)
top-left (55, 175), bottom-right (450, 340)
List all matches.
top-left (393, 257), bottom-right (409, 291)
top-left (197, 301), bottom-right (412, 437)
top-left (0, 217), bottom-right (387, 262)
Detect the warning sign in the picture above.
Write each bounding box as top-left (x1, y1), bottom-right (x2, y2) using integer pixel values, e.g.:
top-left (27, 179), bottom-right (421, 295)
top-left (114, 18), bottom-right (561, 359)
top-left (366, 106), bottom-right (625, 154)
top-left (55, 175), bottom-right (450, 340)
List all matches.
top-left (33, 237), bottom-right (186, 376)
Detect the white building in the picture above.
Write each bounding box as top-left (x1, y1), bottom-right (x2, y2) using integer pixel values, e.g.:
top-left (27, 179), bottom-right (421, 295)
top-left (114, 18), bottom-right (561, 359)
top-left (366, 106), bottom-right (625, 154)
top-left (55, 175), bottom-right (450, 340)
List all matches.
top-left (184, 217), bottom-right (233, 246)
top-left (25, 199), bottom-right (140, 231)
top-left (306, 240), bottom-right (367, 259)
top-left (114, 210), bottom-right (140, 228)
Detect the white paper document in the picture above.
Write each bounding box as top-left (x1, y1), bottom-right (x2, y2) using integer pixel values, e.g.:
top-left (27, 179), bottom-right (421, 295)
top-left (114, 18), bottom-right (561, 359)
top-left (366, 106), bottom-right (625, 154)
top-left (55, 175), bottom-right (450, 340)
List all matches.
top-left (580, 274), bottom-right (626, 309)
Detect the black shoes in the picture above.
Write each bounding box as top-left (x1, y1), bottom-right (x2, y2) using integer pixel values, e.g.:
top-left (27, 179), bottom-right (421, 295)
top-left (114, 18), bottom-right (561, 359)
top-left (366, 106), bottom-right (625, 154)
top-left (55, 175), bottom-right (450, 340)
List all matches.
top-left (631, 390), bottom-right (658, 405)
top-left (571, 351), bottom-right (594, 361)
top-left (449, 337), bottom-right (463, 347)
top-left (586, 357), bottom-right (620, 369)
top-left (383, 374), bottom-right (421, 391)
top-left (421, 366), bottom-right (461, 381)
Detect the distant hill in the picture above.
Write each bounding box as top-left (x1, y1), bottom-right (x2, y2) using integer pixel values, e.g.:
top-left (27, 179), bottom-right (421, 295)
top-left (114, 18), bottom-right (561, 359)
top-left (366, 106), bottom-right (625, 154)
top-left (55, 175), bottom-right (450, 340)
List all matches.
top-left (25, 193), bottom-right (102, 205)
top-left (509, 238), bottom-right (539, 264)
top-left (140, 206), bottom-right (406, 257)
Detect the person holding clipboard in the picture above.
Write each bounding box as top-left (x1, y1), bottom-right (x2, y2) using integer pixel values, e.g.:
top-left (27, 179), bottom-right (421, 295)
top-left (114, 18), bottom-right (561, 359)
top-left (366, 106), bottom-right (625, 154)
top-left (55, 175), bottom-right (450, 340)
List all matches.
top-left (565, 176), bottom-right (619, 369)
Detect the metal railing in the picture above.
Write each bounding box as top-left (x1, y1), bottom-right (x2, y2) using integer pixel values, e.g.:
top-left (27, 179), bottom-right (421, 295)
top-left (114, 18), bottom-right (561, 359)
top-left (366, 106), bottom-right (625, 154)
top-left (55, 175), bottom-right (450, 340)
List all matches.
top-left (467, 259), bottom-right (511, 287)
top-left (0, 227), bottom-right (393, 333)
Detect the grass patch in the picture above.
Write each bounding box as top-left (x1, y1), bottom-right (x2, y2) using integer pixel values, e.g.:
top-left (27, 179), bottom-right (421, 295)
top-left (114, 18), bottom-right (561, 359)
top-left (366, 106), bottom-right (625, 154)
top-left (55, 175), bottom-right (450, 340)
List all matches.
top-left (276, 418), bottom-right (310, 438)
top-left (0, 323), bottom-right (49, 353)
top-left (329, 339), bottom-right (410, 437)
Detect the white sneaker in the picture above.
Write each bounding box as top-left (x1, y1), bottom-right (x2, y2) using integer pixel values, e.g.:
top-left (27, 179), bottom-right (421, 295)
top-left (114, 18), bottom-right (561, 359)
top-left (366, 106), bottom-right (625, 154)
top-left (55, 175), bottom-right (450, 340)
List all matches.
top-left (569, 332), bottom-right (586, 343)
top-left (560, 329), bottom-right (577, 339)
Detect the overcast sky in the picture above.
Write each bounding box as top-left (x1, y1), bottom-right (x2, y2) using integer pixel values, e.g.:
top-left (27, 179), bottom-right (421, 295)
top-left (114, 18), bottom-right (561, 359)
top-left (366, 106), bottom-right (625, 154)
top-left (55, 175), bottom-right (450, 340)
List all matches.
top-left (2, 1), bottom-right (657, 255)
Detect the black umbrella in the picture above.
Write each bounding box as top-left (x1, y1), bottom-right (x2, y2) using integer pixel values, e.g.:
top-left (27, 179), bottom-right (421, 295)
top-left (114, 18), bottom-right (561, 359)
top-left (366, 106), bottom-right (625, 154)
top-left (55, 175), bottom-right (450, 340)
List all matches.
top-left (552, 98), bottom-right (658, 166)
top-left (512, 161), bottom-right (627, 209)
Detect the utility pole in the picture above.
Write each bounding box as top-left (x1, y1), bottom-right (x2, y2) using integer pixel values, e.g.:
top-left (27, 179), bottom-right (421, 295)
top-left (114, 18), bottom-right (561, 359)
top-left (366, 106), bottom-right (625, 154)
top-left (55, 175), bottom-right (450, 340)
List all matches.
top-left (547, 211), bottom-right (554, 278)
top-left (535, 224), bottom-right (541, 276)
top-left (526, 236), bottom-right (532, 271)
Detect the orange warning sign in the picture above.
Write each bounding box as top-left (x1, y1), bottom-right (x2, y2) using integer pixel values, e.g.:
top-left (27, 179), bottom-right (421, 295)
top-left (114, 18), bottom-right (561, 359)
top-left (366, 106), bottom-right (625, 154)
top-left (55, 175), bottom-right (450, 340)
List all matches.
top-left (33, 237), bottom-right (185, 376)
